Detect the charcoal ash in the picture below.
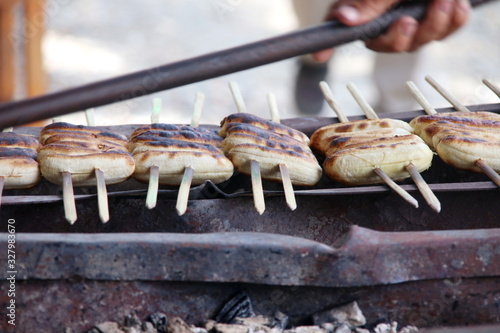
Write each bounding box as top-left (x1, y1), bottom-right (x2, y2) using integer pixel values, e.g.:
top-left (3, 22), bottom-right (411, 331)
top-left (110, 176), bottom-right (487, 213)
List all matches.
top-left (214, 291), bottom-right (256, 324)
top-left (83, 296), bottom-right (418, 333)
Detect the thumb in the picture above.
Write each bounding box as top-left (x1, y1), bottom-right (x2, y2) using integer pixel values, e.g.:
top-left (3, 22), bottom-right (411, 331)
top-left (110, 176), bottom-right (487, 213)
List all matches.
top-left (328, 0), bottom-right (402, 26)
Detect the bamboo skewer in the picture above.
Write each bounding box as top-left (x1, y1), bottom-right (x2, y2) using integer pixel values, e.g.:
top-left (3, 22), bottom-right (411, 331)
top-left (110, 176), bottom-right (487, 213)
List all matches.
top-left (95, 168), bottom-right (109, 223)
top-left (229, 81), bottom-right (247, 113)
top-left (483, 79), bottom-right (500, 98)
top-left (406, 163), bottom-right (440, 212)
top-left (176, 92), bottom-right (206, 216)
top-left (250, 160), bottom-right (265, 215)
top-left (190, 93), bottom-right (205, 128)
top-left (267, 93), bottom-right (281, 123)
top-left (146, 166), bottom-right (160, 209)
top-left (346, 82), bottom-right (379, 120)
top-left (145, 98), bottom-right (162, 209)
top-left (347, 82), bottom-right (439, 211)
top-left (85, 108), bottom-right (95, 126)
top-left (151, 98), bottom-right (162, 124)
top-left (425, 76), bottom-right (470, 112)
top-left (319, 81), bottom-right (349, 123)
top-left (84, 108), bottom-right (110, 222)
top-left (228, 82), bottom-right (266, 214)
top-left (62, 171), bottom-right (77, 224)
top-left (475, 159), bottom-right (500, 187)
top-left (406, 81), bottom-right (438, 115)
top-left (266, 92), bottom-right (297, 211)
top-left (176, 166), bottom-right (194, 216)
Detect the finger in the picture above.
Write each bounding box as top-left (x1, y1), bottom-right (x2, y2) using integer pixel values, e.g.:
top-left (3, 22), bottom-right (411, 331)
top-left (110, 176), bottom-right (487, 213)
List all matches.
top-left (312, 48), bottom-right (335, 63)
top-left (328, 0), bottom-right (400, 26)
top-left (365, 16), bottom-right (419, 52)
top-left (410, 0), bottom-right (470, 50)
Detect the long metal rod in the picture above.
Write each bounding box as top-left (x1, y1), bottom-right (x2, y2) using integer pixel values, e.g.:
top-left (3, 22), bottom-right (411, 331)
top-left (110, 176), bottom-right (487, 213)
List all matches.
top-left (0, 0), bottom-right (493, 128)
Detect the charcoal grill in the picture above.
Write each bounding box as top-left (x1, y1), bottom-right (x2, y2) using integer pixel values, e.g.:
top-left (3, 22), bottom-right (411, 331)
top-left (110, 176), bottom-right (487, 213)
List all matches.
top-left (1, 0), bottom-right (500, 331)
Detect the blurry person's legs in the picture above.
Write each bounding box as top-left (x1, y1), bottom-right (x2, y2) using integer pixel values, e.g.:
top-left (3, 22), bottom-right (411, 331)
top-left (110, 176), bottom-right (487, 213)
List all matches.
top-left (291, 0), bottom-right (424, 115)
top-left (373, 52), bottom-right (424, 113)
top-left (292, 0), bottom-right (333, 115)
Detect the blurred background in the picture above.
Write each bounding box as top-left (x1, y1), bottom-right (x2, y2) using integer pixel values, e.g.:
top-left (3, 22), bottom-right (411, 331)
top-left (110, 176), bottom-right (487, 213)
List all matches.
top-left (7, 0), bottom-right (500, 126)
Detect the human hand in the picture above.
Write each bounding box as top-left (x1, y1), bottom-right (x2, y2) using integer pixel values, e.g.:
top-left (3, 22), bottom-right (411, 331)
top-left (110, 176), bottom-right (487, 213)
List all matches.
top-left (313, 0), bottom-right (470, 62)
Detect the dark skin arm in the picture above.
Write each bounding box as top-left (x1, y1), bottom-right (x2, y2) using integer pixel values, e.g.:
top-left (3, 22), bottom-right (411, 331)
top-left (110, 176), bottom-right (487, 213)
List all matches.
top-left (313, 0), bottom-right (470, 61)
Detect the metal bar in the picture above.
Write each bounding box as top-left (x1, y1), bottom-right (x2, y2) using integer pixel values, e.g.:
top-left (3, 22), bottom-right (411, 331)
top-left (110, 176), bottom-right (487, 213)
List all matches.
top-left (0, 0), bottom-right (494, 128)
top-left (3, 226), bottom-right (500, 288)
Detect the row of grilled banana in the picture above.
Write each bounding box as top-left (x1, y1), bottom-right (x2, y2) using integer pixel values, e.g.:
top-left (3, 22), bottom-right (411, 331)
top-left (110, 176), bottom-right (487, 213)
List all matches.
top-left (0, 110), bottom-right (499, 194)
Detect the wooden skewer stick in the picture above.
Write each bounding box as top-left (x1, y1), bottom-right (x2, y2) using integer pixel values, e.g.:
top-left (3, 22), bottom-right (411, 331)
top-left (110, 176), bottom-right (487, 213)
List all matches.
top-left (405, 81), bottom-right (438, 115)
top-left (425, 76), bottom-right (470, 113)
top-left (62, 171), bottom-right (77, 224)
top-left (374, 168), bottom-right (419, 208)
top-left (267, 93), bottom-right (281, 123)
top-left (266, 92), bottom-right (297, 211)
top-left (190, 93), bottom-right (205, 128)
top-left (279, 163), bottom-right (297, 211)
top-left (229, 82), bottom-right (266, 214)
top-left (85, 108), bottom-right (96, 126)
top-left (176, 166), bottom-right (194, 216)
top-left (475, 159), bottom-right (500, 187)
top-left (250, 160), bottom-right (265, 215)
top-left (2, 127), bottom-right (14, 133)
top-left (346, 82), bottom-right (379, 120)
top-left (151, 97), bottom-right (162, 124)
top-left (175, 92), bottom-right (206, 215)
top-left (405, 163), bottom-right (440, 212)
top-left (229, 81), bottom-right (247, 113)
top-left (319, 81), bottom-right (349, 123)
top-left (95, 168), bottom-right (110, 223)
top-left (482, 79), bottom-right (500, 98)
top-left (145, 165), bottom-right (160, 209)
top-left (144, 97), bottom-right (165, 209)
top-left (344, 82), bottom-right (424, 209)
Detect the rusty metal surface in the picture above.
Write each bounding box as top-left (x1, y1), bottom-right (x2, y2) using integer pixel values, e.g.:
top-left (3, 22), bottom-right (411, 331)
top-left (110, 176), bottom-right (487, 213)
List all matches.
top-left (1, 189), bottom-right (498, 241)
top-left (2, 226), bottom-right (500, 287)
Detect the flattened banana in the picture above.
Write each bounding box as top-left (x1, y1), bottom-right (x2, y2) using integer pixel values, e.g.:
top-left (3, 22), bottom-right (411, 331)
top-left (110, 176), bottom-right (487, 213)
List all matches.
top-left (219, 113), bottom-right (310, 145)
top-left (435, 135), bottom-right (500, 173)
top-left (323, 135), bottom-right (433, 185)
top-left (409, 111), bottom-right (500, 136)
top-left (0, 156), bottom-right (41, 189)
top-left (227, 143), bottom-right (322, 186)
top-left (310, 119), bottom-right (413, 152)
top-left (40, 152), bottom-right (135, 186)
top-left (133, 151), bottom-right (234, 185)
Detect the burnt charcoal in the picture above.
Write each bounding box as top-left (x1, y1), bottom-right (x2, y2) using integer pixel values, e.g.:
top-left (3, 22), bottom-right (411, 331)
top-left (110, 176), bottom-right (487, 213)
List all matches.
top-left (213, 323), bottom-right (251, 333)
top-left (123, 313), bottom-right (142, 328)
top-left (148, 312), bottom-right (169, 333)
top-left (166, 316), bottom-right (195, 333)
top-left (214, 291), bottom-right (255, 323)
top-left (312, 301), bottom-right (365, 327)
top-left (272, 311), bottom-right (289, 330)
top-left (84, 329), bottom-right (102, 333)
top-left (142, 322), bottom-right (157, 333)
top-left (94, 322), bottom-right (126, 333)
top-left (286, 325), bottom-right (327, 333)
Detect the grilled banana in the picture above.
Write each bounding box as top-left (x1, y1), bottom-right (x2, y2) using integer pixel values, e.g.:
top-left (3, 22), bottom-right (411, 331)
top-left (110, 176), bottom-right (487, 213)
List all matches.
top-left (323, 135), bottom-right (433, 185)
top-left (133, 150), bottom-right (233, 185)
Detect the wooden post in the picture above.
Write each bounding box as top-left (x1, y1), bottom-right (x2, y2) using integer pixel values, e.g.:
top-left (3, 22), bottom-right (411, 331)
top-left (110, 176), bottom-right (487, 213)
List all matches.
top-left (0, 1), bottom-right (17, 103)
